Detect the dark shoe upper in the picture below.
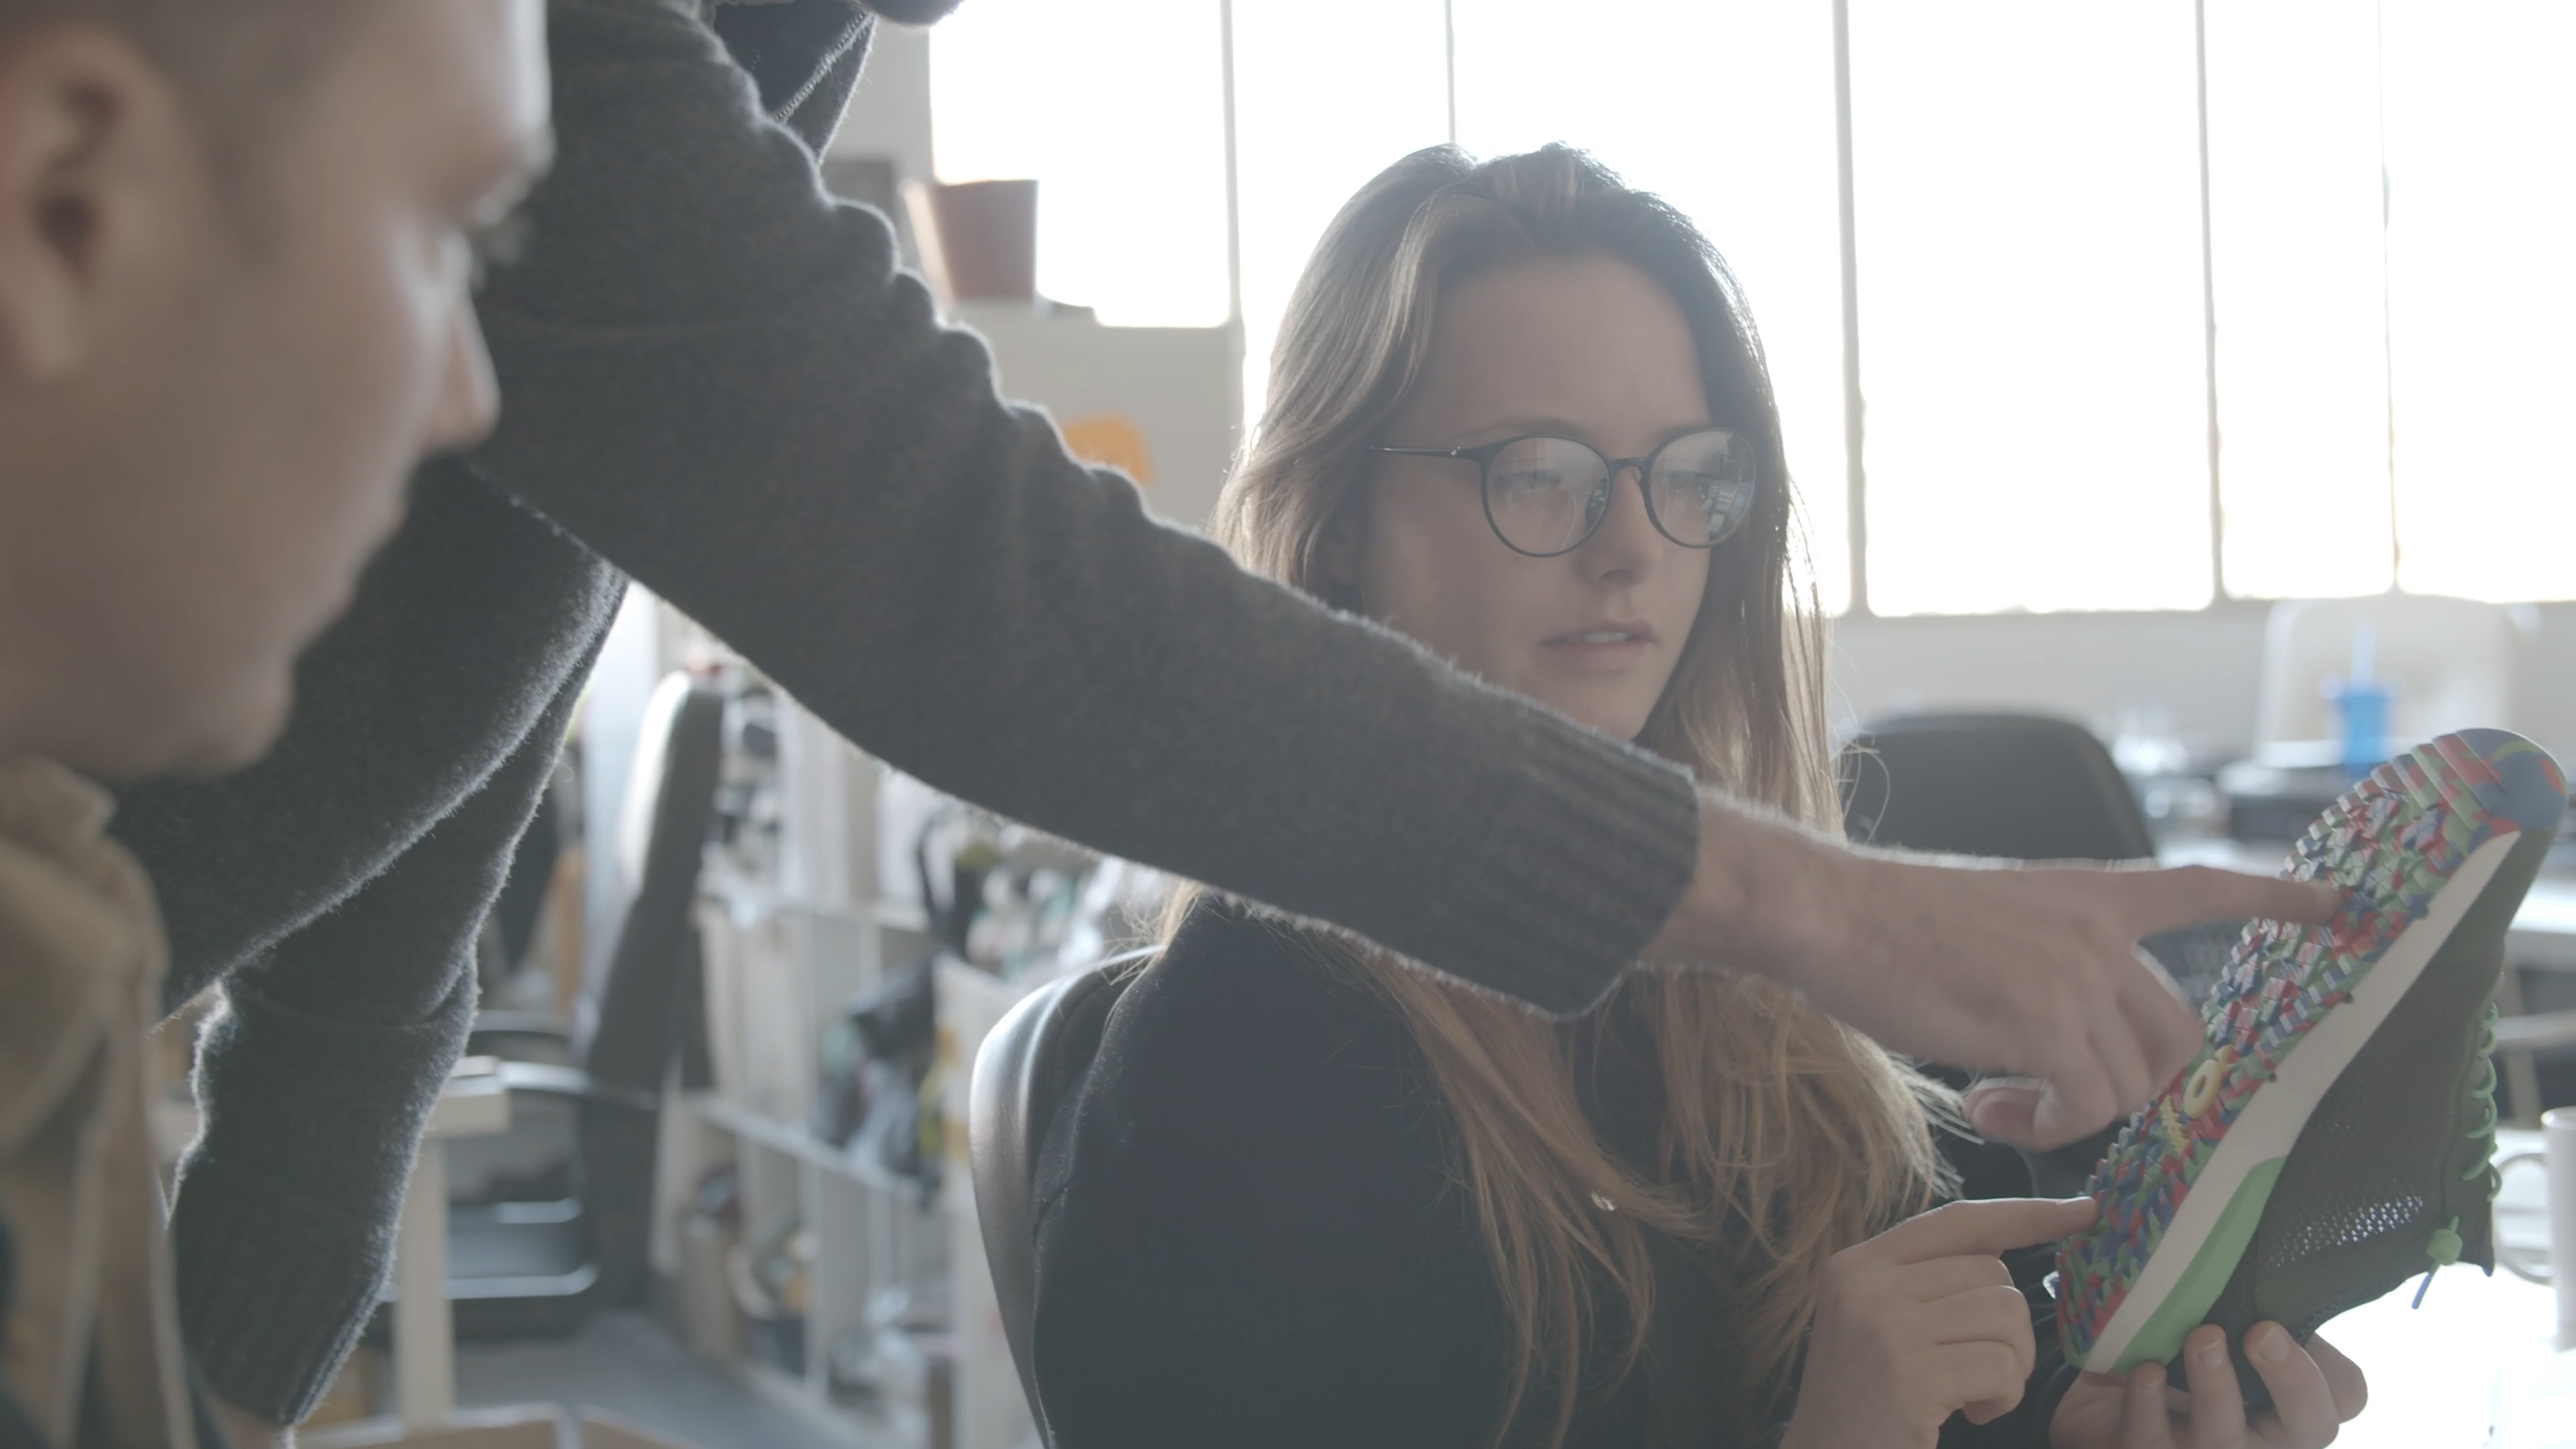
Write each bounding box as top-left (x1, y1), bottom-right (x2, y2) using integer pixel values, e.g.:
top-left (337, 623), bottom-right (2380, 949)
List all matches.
top-left (2194, 739), bottom-right (2563, 1408)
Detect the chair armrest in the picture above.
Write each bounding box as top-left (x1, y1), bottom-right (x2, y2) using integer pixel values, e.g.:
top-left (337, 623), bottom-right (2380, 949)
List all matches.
top-left (491, 1061), bottom-right (657, 1115)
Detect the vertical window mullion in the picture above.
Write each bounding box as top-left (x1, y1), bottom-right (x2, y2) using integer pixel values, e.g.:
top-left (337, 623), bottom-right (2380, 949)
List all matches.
top-left (2194, 0), bottom-right (2226, 604)
top-left (1833, 0), bottom-right (1870, 618)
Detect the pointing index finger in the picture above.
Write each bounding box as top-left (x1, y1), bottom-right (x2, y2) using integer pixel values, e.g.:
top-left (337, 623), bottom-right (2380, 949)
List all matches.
top-left (2118, 865), bottom-right (2341, 936)
top-left (1873, 1197), bottom-right (2098, 1265)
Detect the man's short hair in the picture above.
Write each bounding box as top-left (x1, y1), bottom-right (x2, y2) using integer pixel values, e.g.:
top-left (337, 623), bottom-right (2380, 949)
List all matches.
top-left (0, 0), bottom-right (372, 149)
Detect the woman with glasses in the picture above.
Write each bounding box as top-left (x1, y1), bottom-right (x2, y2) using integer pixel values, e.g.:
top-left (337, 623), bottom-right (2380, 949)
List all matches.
top-left (1028, 146), bottom-right (2364, 1449)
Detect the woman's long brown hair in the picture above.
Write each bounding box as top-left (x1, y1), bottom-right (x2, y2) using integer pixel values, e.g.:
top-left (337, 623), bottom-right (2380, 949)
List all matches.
top-left (1164, 144), bottom-right (1955, 1444)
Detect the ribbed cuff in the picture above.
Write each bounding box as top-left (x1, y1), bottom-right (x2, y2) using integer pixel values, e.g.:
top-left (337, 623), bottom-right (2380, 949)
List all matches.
top-left (170, 1155), bottom-right (394, 1424)
top-left (1398, 708), bottom-right (1701, 1018)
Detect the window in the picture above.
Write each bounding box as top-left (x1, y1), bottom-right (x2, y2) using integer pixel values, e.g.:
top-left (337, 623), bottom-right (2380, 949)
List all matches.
top-left (1452, 1), bottom-right (1850, 609)
top-left (928, 0), bottom-right (1230, 326)
top-left (2206, 0), bottom-right (2576, 606)
top-left (1848, 0), bottom-right (2211, 615)
top-left (1230, 0), bottom-right (1450, 427)
top-left (2203, 0), bottom-right (2393, 600)
top-left (2378, 0), bottom-right (2576, 602)
top-left (927, 1), bottom-right (2576, 610)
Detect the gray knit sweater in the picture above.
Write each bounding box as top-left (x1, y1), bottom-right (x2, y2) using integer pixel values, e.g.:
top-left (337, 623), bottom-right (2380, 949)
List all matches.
top-left (109, 0), bottom-right (1700, 1421)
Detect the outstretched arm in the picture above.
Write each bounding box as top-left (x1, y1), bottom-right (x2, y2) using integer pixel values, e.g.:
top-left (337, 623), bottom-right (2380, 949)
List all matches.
top-left (1651, 800), bottom-right (2338, 1148)
top-left (470, 0), bottom-right (1704, 1019)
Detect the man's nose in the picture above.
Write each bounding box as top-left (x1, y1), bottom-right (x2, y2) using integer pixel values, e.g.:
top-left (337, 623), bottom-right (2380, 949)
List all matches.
top-left (425, 301), bottom-right (502, 455)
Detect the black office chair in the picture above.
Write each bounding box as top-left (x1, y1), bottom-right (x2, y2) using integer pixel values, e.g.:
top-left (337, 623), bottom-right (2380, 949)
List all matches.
top-left (1840, 710), bottom-right (2156, 863)
top-left (1838, 708), bottom-right (2245, 996)
top-left (439, 672), bottom-right (727, 1340)
top-left (968, 952), bottom-right (1150, 1444)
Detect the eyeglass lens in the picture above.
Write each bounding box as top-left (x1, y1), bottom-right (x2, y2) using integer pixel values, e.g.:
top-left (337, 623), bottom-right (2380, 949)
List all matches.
top-left (1481, 431), bottom-right (1756, 556)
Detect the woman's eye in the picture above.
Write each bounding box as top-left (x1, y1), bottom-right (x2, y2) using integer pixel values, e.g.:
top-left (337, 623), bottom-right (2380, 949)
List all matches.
top-left (1495, 468), bottom-right (1578, 497)
top-left (1670, 470), bottom-right (1743, 500)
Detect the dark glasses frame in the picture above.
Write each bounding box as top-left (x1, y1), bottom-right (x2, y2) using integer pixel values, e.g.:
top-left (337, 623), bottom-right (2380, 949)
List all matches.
top-left (1371, 427), bottom-right (1760, 558)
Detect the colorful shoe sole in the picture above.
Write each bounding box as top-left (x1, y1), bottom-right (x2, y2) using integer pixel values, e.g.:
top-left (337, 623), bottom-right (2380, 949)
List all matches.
top-left (2056, 729), bottom-right (2567, 1375)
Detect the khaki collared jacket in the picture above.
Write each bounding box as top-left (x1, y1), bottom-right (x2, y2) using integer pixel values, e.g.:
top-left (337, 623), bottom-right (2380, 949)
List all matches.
top-left (0, 758), bottom-right (195, 1448)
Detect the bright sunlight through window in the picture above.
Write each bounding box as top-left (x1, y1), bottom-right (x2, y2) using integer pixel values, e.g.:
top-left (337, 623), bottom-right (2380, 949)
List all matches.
top-left (2380, 0), bottom-right (2576, 603)
top-left (928, 0), bottom-right (1230, 327)
top-left (2204, 0), bottom-right (2394, 600)
top-left (1452, 0), bottom-right (1851, 612)
top-left (1229, 0), bottom-right (1450, 433)
top-left (1848, 0), bottom-right (2212, 615)
top-left (926, 1), bottom-right (2576, 609)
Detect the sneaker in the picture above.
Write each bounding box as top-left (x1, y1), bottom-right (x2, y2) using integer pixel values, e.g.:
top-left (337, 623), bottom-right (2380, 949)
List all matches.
top-left (2055, 729), bottom-right (2565, 1403)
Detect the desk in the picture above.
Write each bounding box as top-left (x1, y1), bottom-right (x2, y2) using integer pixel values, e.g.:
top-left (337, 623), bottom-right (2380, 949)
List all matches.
top-left (2318, 1129), bottom-right (2569, 1446)
top-left (393, 1065), bottom-right (512, 1430)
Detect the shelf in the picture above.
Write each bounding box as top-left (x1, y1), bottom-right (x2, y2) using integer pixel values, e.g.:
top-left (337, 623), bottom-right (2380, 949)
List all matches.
top-left (689, 1094), bottom-right (936, 1205)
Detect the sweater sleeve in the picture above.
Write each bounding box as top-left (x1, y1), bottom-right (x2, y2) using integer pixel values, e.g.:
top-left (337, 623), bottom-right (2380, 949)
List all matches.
top-left (108, 466), bottom-right (622, 1012)
top-left (165, 645), bottom-right (593, 1424)
top-left (472, 0), bottom-right (1700, 1016)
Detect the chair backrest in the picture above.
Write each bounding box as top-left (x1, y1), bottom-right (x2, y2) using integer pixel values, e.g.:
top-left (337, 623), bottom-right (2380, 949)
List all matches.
top-left (2253, 594), bottom-right (2523, 765)
top-left (578, 673), bottom-right (727, 1305)
top-left (968, 958), bottom-right (1143, 1444)
top-left (1841, 711), bottom-right (2155, 862)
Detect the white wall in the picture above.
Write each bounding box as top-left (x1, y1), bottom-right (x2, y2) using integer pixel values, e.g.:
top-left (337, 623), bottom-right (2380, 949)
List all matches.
top-left (831, 19), bottom-right (934, 182)
top-left (1831, 600), bottom-right (2576, 764)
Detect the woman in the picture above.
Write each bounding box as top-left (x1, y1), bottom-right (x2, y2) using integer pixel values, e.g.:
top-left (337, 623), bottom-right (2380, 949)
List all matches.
top-left (1029, 146), bottom-right (2365, 1449)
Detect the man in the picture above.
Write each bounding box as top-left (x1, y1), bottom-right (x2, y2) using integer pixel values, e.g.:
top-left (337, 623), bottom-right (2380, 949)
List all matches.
top-left (0, 0), bottom-right (551, 1441)
top-left (109, 0), bottom-right (2333, 1435)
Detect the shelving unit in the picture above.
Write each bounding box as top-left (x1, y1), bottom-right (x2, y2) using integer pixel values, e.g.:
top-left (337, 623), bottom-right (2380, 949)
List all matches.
top-left (681, 1089), bottom-right (942, 1442)
top-left (625, 643), bottom-right (1040, 1449)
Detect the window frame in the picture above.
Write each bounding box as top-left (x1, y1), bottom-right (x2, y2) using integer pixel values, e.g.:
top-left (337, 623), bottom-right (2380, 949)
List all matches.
top-left (1173, 0), bottom-right (2491, 616)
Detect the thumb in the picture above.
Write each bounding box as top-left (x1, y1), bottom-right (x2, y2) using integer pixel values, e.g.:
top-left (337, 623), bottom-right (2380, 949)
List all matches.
top-left (1960, 1392), bottom-right (2019, 1426)
top-left (1963, 1078), bottom-right (2043, 1145)
top-left (1970, 1077), bottom-right (2133, 1153)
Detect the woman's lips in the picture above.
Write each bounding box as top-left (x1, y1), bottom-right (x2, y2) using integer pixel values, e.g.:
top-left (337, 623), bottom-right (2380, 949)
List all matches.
top-left (1542, 625), bottom-right (1658, 669)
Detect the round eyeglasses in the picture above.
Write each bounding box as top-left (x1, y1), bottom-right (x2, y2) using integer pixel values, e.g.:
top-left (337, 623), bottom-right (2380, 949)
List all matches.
top-left (1371, 428), bottom-right (1760, 558)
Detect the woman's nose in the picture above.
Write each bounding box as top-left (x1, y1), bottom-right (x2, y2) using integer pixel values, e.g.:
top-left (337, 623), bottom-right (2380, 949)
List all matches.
top-left (1578, 465), bottom-right (1664, 582)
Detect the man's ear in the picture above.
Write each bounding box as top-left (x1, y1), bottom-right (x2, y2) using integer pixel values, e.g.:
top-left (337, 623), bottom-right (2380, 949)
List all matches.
top-left (0, 28), bottom-right (187, 380)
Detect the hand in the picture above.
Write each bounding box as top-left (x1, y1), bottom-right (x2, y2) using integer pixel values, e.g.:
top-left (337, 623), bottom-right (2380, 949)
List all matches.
top-left (211, 1396), bottom-right (295, 1449)
top-left (1780, 1197), bottom-right (2096, 1449)
top-left (2050, 1322), bottom-right (2367, 1448)
top-left (1648, 798), bottom-right (2339, 1150)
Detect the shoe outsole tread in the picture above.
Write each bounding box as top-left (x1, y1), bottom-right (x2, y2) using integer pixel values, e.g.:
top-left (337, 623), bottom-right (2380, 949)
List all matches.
top-left (2055, 729), bottom-right (2566, 1375)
